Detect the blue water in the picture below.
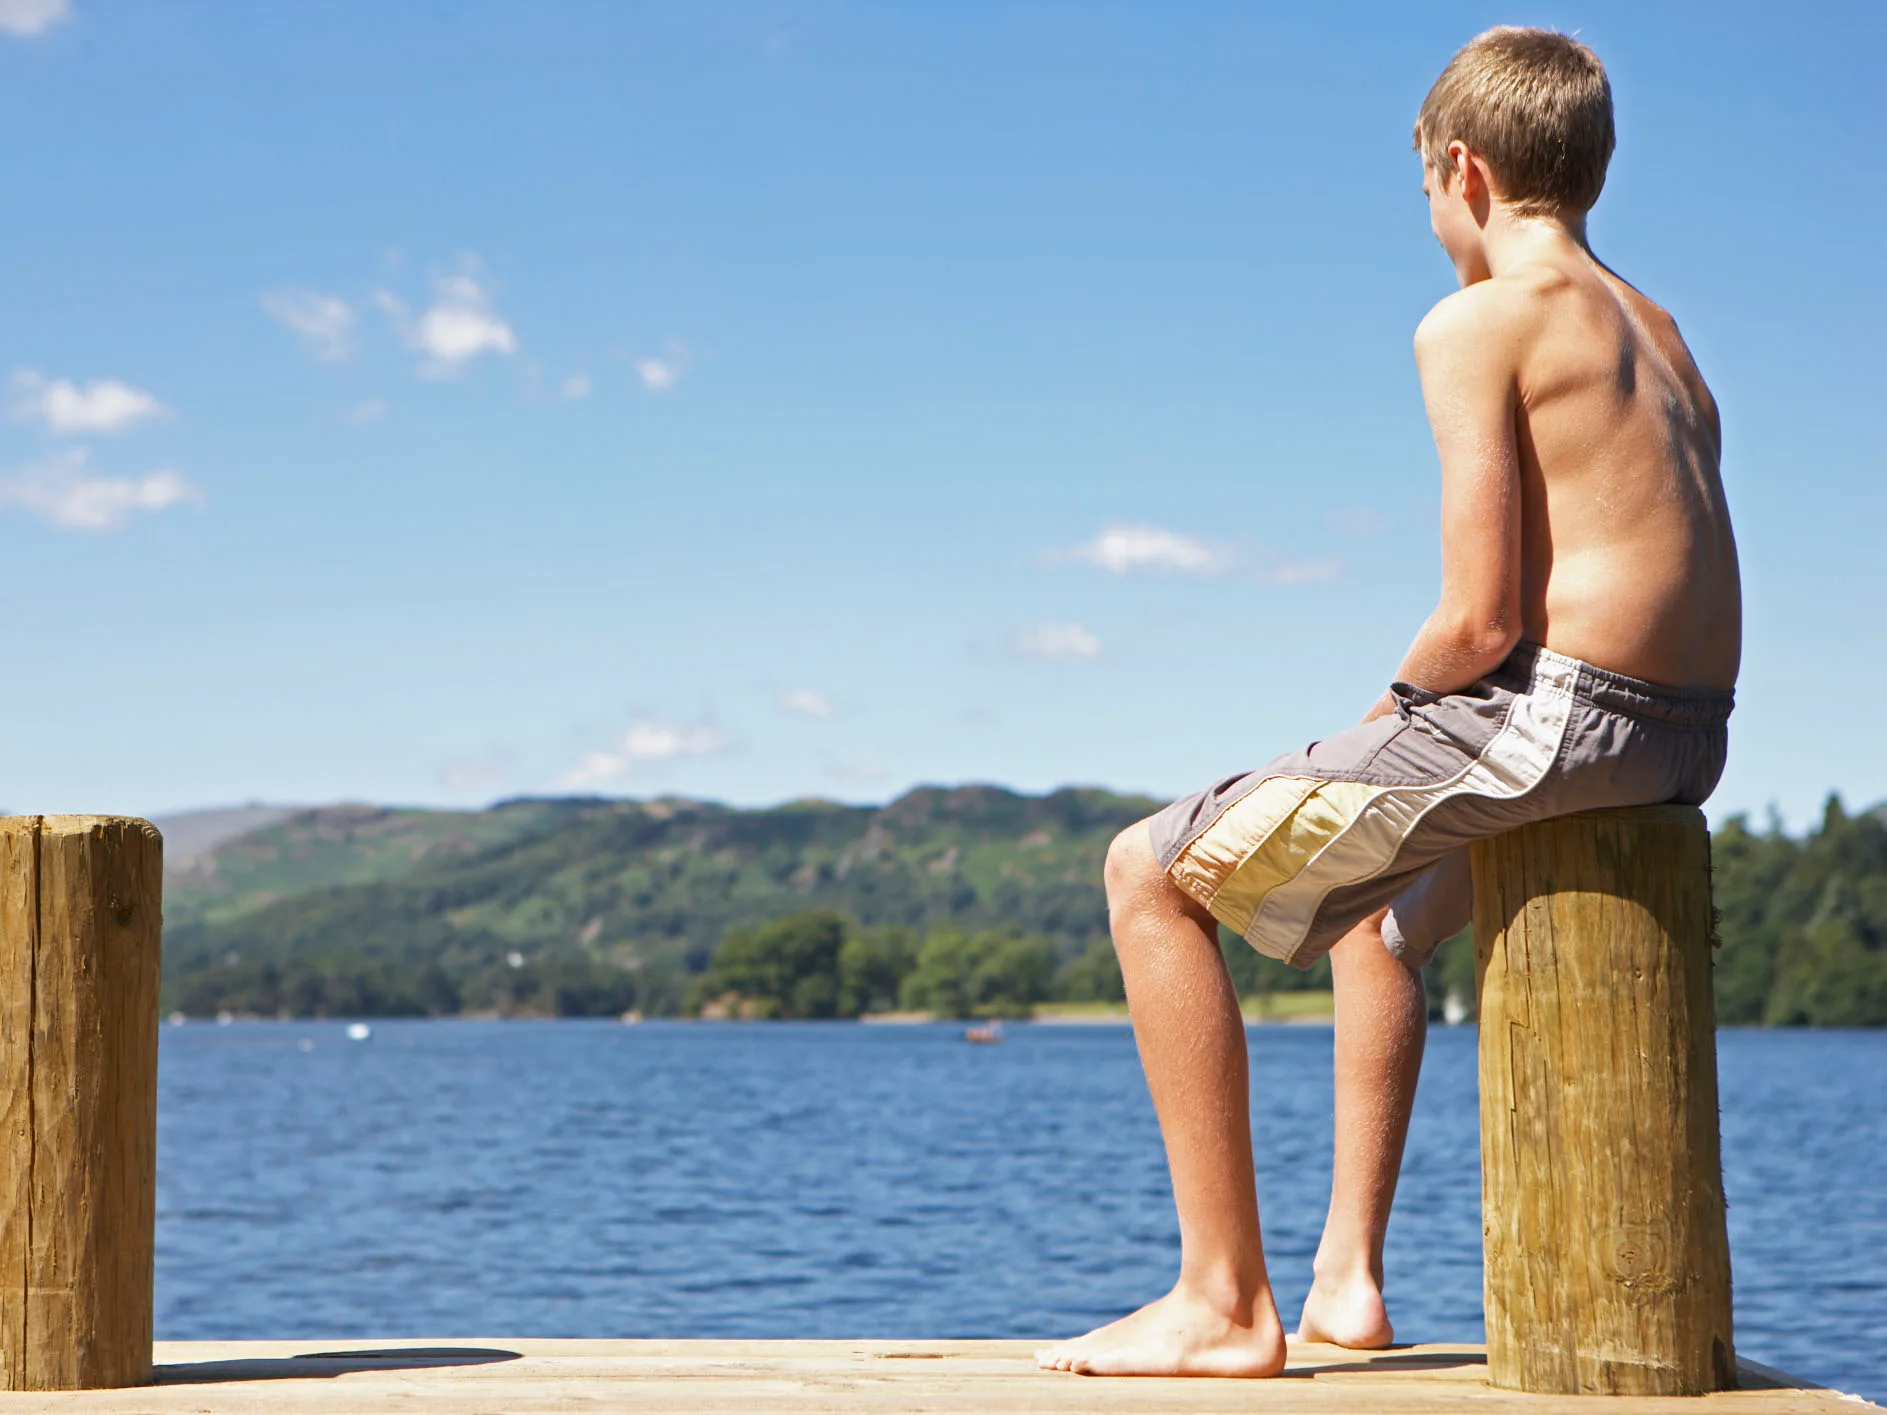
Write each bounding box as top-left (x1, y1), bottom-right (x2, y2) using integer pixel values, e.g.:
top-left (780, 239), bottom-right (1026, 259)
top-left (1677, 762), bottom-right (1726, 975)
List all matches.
top-left (156, 1021), bottom-right (1886, 1400)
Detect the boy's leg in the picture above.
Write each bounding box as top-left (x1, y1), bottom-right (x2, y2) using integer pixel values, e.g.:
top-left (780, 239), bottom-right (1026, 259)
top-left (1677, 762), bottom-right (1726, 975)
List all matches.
top-left (1295, 909), bottom-right (1427, 1348)
top-left (1035, 820), bottom-right (1287, 1378)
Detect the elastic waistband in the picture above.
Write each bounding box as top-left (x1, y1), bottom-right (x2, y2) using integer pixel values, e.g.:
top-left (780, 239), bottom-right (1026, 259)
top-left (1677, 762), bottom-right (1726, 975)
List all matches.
top-left (1503, 642), bottom-right (1735, 728)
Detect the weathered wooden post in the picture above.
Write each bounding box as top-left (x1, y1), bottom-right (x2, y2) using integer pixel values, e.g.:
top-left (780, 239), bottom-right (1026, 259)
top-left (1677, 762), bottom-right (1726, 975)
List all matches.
top-left (1472, 804), bottom-right (1735, 1396)
top-left (1, 816), bottom-right (161, 1391)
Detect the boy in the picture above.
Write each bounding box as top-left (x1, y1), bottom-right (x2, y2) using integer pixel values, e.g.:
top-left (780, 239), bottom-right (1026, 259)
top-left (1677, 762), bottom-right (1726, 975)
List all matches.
top-left (1037, 27), bottom-right (1740, 1378)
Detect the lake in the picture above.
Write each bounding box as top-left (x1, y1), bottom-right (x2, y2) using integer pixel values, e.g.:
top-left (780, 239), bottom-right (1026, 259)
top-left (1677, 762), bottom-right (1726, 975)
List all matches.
top-left (156, 1020), bottom-right (1886, 1401)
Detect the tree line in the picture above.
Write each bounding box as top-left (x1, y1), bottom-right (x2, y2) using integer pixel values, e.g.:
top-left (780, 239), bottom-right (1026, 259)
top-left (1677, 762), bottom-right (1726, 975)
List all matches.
top-left (162, 796), bottom-right (1886, 1026)
top-left (167, 907), bottom-right (1338, 1021)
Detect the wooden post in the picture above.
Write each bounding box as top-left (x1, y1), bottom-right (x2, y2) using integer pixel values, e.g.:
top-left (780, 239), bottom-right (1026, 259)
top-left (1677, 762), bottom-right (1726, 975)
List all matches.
top-left (1, 816), bottom-right (161, 1391)
top-left (1472, 805), bottom-right (1735, 1396)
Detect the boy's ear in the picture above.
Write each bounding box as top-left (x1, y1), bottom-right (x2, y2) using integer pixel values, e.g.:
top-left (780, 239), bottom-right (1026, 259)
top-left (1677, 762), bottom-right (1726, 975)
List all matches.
top-left (1446, 140), bottom-right (1479, 202)
top-left (1446, 139), bottom-right (1498, 217)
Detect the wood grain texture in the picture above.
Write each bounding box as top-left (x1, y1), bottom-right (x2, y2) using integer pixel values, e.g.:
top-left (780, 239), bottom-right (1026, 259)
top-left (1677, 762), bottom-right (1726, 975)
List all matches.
top-left (1, 818), bottom-right (40, 1390)
top-left (1, 817), bottom-right (161, 1392)
top-left (0, 1341), bottom-right (1865, 1415)
top-left (1473, 805), bottom-right (1735, 1396)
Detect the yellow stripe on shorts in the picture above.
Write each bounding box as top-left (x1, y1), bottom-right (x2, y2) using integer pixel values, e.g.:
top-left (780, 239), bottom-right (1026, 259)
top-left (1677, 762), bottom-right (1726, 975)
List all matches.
top-left (1168, 775), bottom-right (1387, 938)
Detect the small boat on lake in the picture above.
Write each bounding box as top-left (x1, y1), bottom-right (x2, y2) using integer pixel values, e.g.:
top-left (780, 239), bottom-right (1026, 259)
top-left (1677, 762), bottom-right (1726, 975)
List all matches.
top-left (964, 1020), bottom-right (1004, 1044)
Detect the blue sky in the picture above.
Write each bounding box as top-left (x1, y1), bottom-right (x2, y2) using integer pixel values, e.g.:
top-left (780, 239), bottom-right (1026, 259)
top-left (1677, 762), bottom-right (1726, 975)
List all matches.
top-left (1, 1), bottom-right (1881, 828)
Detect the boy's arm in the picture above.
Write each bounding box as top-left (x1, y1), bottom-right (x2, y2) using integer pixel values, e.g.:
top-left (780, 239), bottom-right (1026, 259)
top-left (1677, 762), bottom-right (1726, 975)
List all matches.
top-left (1362, 291), bottom-right (1526, 722)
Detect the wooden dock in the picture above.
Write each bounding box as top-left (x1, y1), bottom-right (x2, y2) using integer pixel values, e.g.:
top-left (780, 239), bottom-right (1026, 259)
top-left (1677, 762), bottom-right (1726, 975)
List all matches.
top-left (0, 1340), bottom-right (1872, 1413)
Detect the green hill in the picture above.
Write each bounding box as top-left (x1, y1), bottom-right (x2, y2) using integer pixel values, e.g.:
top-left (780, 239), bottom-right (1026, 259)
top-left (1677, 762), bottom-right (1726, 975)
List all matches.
top-left (164, 799), bottom-right (575, 930)
top-left (156, 786), bottom-right (1887, 1026)
top-left (161, 786), bottom-right (1170, 1017)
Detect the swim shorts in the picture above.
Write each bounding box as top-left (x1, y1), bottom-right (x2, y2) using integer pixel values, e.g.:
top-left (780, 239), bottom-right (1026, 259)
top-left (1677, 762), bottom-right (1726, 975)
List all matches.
top-left (1147, 643), bottom-right (1732, 970)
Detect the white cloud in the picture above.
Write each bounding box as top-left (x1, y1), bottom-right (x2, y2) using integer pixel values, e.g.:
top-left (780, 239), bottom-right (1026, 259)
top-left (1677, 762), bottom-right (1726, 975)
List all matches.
top-left (635, 342), bottom-right (690, 393)
top-left (0, 0), bottom-right (70, 38)
top-left (1067, 523), bottom-right (1228, 576)
top-left (261, 288), bottom-right (356, 363)
top-left (381, 265), bottom-right (517, 376)
top-left (0, 449), bottom-right (203, 532)
top-left (560, 721), bottom-right (729, 787)
top-left (1013, 621), bottom-right (1101, 660)
top-left (562, 374), bottom-right (593, 399)
top-left (13, 370), bottom-right (166, 435)
top-left (343, 398), bottom-right (389, 425)
top-left (779, 689), bottom-right (836, 719)
top-left (828, 763), bottom-right (886, 785)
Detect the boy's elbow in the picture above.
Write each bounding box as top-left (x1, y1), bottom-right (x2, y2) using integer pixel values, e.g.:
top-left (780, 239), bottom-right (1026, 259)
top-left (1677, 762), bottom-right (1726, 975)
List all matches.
top-left (1469, 621), bottom-right (1523, 669)
top-left (1441, 612), bottom-right (1521, 671)
top-left (1476, 623), bottom-right (1523, 667)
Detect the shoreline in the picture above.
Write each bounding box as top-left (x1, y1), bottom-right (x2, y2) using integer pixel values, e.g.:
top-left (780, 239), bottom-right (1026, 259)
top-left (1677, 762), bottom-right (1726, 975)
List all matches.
top-left (168, 994), bottom-right (1341, 1027)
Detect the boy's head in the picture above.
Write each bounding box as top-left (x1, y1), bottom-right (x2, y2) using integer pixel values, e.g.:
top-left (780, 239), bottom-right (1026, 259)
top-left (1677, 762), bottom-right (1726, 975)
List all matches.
top-left (1415, 28), bottom-right (1614, 275)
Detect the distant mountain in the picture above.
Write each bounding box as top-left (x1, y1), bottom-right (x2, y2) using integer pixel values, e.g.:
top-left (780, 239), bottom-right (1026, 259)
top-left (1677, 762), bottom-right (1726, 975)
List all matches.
top-left (159, 786), bottom-right (1162, 1017)
top-left (152, 786), bottom-right (1887, 1027)
top-left (164, 799), bottom-right (572, 929)
top-left (152, 804), bottom-right (300, 871)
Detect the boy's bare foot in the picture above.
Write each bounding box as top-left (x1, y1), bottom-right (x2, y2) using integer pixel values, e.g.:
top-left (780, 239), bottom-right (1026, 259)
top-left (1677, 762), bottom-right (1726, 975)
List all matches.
top-left (1293, 1269), bottom-right (1395, 1350)
top-left (1034, 1284), bottom-right (1287, 1378)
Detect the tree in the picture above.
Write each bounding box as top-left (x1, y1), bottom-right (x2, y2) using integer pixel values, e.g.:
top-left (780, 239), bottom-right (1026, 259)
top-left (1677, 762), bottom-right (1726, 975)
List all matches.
top-left (692, 910), bottom-right (848, 1019)
top-left (838, 926), bottom-right (919, 1015)
top-left (900, 927), bottom-right (1056, 1018)
top-left (1056, 936), bottom-right (1125, 1003)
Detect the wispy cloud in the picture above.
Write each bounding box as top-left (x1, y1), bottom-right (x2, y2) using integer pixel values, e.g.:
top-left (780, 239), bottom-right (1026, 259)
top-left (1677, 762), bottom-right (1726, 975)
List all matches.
top-left (779, 689), bottom-right (836, 719)
top-left (13, 370), bottom-right (166, 436)
top-left (1013, 621), bottom-right (1101, 660)
top-left (0, 449), bottom-right (203, 532)
top-left (828, 763), bottom-right (886, 785)
top-left (261, 288), bottom-right (356, 363)
top-left (1062, 523), bottom-right (1229, 576)
top-left (561, 374), bottom-right (593, 400)
top-left (0, 0), bottom-right (70, 38)
top-left (378, 263), bottom-right (518, 377)
top-left (561, 721), bottom-right (729, 787)
top-left (343, 398), bottom-right (389, 425)
top-left (635, 341), bottom-right (690, 393)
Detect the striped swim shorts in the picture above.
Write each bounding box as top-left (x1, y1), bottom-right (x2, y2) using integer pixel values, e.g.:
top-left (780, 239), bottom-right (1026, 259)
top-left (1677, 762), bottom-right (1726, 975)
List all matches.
top-left (1148, 643), bottom-right (1733, 970)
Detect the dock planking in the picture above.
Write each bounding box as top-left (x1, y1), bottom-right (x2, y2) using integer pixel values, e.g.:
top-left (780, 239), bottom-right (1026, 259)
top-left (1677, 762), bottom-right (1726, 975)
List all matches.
top-left (0, 1341), bottom-right (1872, 1413)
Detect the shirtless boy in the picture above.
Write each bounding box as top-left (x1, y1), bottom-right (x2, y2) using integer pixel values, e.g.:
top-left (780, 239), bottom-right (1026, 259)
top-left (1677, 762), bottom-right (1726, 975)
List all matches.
top-left (1037, 28), bottom-right (1741, 1378)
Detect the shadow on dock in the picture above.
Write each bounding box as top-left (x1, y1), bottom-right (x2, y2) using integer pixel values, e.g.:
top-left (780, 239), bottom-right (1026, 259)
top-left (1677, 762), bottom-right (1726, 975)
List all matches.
top-left (155, 1346), bottom-right (522, 1384)
top-left (1283, 1347), bottom-right (1489, 1379)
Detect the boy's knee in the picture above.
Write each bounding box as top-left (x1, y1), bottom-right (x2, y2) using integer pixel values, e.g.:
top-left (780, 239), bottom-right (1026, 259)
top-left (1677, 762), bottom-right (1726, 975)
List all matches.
top-left (1105, 819), bottom-right (1204, 944)
top-left (1103, 820), bottom-right (1162, 914)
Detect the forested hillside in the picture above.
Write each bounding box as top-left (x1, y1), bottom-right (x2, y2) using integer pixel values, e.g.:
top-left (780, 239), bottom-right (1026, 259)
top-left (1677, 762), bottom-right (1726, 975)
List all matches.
top-left (1709, 797), bottom-right (1887, 1026)
top-left (158, 787), bottom-right (1887, 1026)
top-left (161, 786), bottom-right (1181, 1017)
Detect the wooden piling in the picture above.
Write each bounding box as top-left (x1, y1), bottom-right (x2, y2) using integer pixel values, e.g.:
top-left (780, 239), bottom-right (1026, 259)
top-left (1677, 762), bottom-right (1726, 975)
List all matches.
top-left (1472, 804), bottom-right (1735, 1396)
top-left (1, 816), bottom-right (162, 1391)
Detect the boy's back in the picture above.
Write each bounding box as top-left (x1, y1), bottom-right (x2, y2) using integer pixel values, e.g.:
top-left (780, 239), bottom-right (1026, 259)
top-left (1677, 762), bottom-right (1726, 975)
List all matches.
top-left (1425, 249), bottom-right (1741, 690)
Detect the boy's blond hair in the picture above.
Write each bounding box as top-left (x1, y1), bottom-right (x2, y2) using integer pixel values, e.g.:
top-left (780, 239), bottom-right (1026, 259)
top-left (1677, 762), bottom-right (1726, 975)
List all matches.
top-left (1414, 27), bottom-right (1614, 216)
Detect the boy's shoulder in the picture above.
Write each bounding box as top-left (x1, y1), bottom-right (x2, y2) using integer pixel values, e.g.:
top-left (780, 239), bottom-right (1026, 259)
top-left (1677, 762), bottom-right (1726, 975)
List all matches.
top-left (1413, 265), bottom-right (1565, 364)
top-left (1413, 259), bottom-right (1666, 394)
top-left (1411, 275), bottom-right (1544, 390)
top-left (1416, 260), bottom-right (1703, 410)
